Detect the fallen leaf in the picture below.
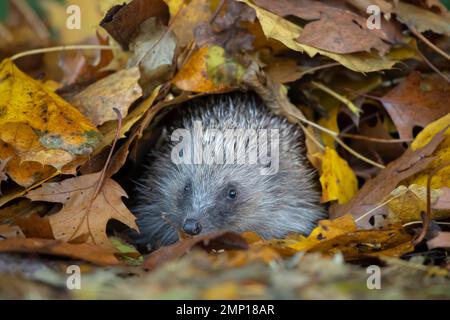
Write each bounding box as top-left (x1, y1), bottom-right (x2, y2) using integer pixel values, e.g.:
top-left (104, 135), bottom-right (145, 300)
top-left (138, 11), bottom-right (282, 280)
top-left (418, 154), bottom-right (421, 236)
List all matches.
top-left (173, 46), bottom-right (245, 93)
top-left (100, 0), bottom-right (170, 49)
top-left (0, 224), bottom-right (24, 239)
top-left (253, 0), bottom-right (391, 54)
top-left (393, 2), bottom-right (450, 36)
top-left (407, 114), bottom-right (450, 190)
top-left (319, 147), bottom-right (358, 204)
top-left (70, 67), bottom-right (142, 126)
top-left (26, 172), bottom-right (138, 248)
top-left (239, 0), bottom-right (397, 72)
top-left (0, 238), bottom-right (120, 266)
top-left (332, 127), bottom-right (447, 224)
top-left (383, 184), bottom-right (449, 226)
top-left (381, 72), bottom-right (449, 140)
top-left (0, 59), bottom-right (101, 174)
top-left (128, 17), bottom-right (177, 96)
top-left (143, 231), bottom-right (248, 270)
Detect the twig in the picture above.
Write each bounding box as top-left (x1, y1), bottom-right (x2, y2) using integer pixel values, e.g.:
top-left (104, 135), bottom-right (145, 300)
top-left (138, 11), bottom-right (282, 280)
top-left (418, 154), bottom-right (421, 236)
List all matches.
top-left (210, 0), bottom-right (226, 24)
top-left (413, 162), bottom-right (450, 246)
top-left (310, 81), bottom-right (361, 115)
top-left (414, 47), bottom-right (450, 83)
top-left (339, 132), bottom-right (412, 144)
top-left (409, 25), bottom-right (450, 61)
top-left (355, 186), bottom-right (409, 223)
top-left (68, 108), bottom-right (123, 243)
top-left (297, 62), bottom-right (340, 78)
top-left (10, 45), bottom-right (114, 61)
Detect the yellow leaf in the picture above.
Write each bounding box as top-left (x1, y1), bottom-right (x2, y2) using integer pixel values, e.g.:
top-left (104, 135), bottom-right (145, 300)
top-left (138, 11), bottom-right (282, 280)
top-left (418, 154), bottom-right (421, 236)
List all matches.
top-left (319, 147), bottom-right (358, 204)
top-left (407, 113), bottom-right (450, 189)
top-left (238, 0), bottom-right (397, 73)
top-left (172, 46), bottom-right (245, 93)
top-left (318, 107), bottom-right (339, 149)
top-left (0, 59), bottom-right (101, 182)
top-left (289, 214), bottom-right (357, 251)
top-left (26, 172), bottom-right (137, 248)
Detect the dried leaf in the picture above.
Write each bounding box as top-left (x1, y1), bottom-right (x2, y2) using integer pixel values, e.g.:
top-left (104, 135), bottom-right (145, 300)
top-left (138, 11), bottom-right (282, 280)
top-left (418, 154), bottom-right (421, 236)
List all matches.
top-left (0, 224), bottom-right (24, 239)
top-left (144, 231), bottom-right (248, 270)
top-left (70, 67), bottom-right (142, 126)
top-left (332, 127), bottom-right (448, 223)
top-left (100, 0), bottom-right (169, 49)
top-left (128, 18), bottom-right (177, 96)
top-left (26, 172), bottom-right (138, 248)
top-left (239, 0), bottom-right (397, 72)
top-left (0, 238), bottom-right (120, 266)
top-left (173, 46), bottom-right (245, 93)
top-left (319, 147), bottom-right (358, 204)
top-left (393, 2), bottom-right (450, 36)
top-left (381, 72), bottom-right (449, 140)
top-left (0, 59), bottom-right (101, 176)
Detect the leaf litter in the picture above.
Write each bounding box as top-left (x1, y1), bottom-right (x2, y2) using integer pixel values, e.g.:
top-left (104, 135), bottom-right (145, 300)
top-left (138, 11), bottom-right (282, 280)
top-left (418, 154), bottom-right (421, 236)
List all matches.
top-left (0, 0), bottom-right (449, 299)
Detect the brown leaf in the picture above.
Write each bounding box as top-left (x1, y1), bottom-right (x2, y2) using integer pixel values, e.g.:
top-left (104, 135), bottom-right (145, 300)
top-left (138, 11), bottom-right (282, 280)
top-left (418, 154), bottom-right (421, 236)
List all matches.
top-left (0, 238), bottom-right (120, 266)
top-left (26, 172), bottom-right (138, 248)
top-left (331, 127), bottom-right (448, 224)
top-left (127, 18), bottom-right (177, 96)
top-left (0, 224), bottom-right (24, 239)
top-left (381, 72), bottom-right (450, 140)
top-left (69, 67), bottom-right (142, 126)
top-left (254, 0), bottom-right (392, 54)
top-left (59, 33), bottom-right (114, 86)
top-left (100, 0), bottom-right (169, 50)
top-left (143, 231), bottom-right (248, 270)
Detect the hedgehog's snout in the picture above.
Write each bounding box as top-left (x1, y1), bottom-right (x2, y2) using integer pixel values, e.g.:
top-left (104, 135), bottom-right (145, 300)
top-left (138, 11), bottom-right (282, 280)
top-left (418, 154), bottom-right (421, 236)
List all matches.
top-left (183, 218), bottom-right (202, 235)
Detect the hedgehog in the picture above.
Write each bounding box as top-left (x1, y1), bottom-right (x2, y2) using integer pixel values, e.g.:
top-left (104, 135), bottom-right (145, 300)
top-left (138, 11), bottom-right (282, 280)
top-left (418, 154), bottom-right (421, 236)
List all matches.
top-left (132, 92), bottom-right (325, 249)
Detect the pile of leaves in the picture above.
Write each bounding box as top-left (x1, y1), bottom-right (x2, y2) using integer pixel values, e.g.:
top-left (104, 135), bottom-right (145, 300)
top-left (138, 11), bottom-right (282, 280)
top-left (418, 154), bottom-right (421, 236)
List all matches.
top-left (0, 0), bottom-right (449, 298)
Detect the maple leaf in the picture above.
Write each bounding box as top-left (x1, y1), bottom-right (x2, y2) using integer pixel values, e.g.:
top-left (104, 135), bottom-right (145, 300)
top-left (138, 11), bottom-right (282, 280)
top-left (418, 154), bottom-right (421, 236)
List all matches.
top-left (26, 172), bottom-right (138, 248)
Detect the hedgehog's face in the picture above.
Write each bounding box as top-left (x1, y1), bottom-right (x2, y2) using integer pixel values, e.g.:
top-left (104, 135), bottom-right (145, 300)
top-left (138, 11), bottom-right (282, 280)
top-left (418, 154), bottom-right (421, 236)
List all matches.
top-left (168, 164), bottom-right (262, 237)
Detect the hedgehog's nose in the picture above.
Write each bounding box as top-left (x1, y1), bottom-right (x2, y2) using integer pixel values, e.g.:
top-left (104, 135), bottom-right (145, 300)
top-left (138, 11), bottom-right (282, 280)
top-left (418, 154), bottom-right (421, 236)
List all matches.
top-left (183, 219), bottom-right (202, 235)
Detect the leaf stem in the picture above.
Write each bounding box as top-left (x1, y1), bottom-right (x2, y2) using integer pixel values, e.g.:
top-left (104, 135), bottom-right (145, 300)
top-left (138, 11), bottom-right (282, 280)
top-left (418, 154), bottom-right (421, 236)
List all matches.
top-left (10, 45), bottom-right (114, 61)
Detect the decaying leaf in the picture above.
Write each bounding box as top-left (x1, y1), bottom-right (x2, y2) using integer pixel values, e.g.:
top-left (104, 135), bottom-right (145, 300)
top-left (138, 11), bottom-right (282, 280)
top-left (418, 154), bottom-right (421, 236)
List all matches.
top-left (173, 46), bottom-right (245, 93)
top-left (144, 231), bottom-right (248, 270)
top-left (319, 147), bottom-right (358, 204)
top-left (128, 17), bottom-right (177, 96)
top-left (0, 224), bottom-right (24, 239)
top-left (332, 127), bottom-right (448, 225)
top-left (393, 2), bottom-right (450, 36)
top-left (382, 184), bottom-right (449, 226)
top-left (0, 238), bottom-right (120, 266)
top-left (381, 72), bottom-right (449, 140)
top-left (100, 0), bottom-right (170, 49)
top-left (407, 114), bottom-right (450, 190)
top-left (0, 59), bottom-right (101, 179)
top-left (26, 172), bottom-right (138, 248)
top-left (238, 0), bottom-right (397, 73)
top-left (70, 67), bottom-right (142, 126)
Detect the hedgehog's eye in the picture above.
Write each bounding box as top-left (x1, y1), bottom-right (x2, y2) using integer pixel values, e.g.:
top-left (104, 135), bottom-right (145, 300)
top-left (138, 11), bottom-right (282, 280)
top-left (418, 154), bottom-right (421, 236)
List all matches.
top-left (184, 183), bottom-right (191, 192)
top-left (179, 149), bottom-right (184, 157)
top-left (227, 189), bottom-right (237, 199)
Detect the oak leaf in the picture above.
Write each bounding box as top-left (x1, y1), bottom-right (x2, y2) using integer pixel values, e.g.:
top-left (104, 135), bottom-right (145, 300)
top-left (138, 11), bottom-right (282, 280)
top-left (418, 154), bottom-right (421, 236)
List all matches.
top-left (26, 172), bottom-right (138, 248)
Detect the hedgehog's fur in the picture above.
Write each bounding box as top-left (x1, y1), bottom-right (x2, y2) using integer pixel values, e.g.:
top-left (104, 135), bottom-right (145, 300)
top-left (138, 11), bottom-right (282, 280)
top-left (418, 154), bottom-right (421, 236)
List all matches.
top-left (132, 92), bottom-right (325, 248)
